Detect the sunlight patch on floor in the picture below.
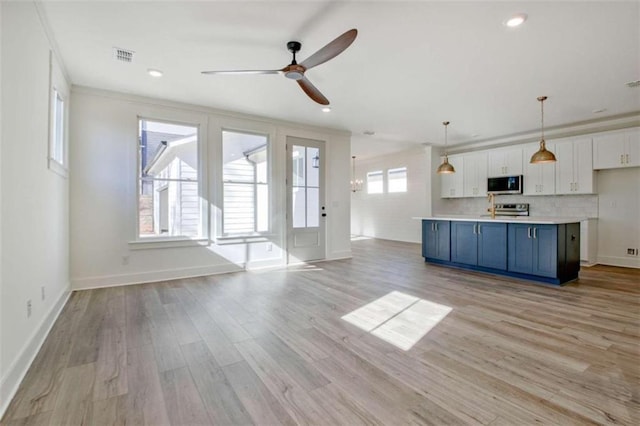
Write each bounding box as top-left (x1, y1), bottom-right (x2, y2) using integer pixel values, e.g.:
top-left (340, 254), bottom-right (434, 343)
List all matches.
top-left (351, 235), bottom-right (372, 241)
top-left (342, 291), bottom-right (452, 351)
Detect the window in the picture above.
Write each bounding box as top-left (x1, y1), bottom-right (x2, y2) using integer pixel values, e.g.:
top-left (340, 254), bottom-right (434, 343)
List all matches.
top-left (367, 170), bottom-right (383, 194)
top-left (222, 130), bottom-right (269, 235)
top-left (49, 88), bottom-right (66, 171)
top-left (138, 119), bottom-right (202, 239)
top-left (388, 167), bottom-right (407, 193)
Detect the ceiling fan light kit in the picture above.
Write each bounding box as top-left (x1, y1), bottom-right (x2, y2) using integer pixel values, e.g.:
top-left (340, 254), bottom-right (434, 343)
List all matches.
top-left (437, 121), bottom-right (456, 174)
top-left (530, 96), bottom-right (557, 164)
top-left (202, 29), bottom-right (358, 106)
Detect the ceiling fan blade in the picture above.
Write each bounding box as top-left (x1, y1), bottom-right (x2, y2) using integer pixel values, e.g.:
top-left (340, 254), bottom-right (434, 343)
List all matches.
top-left (300, 28), bottom-right (357, 70)
top-left (297, 76), bottom-right (329, 105)
top-left (201, 69), bottom-right (282, 75)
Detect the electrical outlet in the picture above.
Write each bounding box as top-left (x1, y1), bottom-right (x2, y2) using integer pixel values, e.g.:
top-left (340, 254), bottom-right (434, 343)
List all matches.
top-left (27, 300), bottom-right (32, 318)
top-left (628, 248), bottom-right (636, 255)
top-left (41, 286), bottom-right (46, 301)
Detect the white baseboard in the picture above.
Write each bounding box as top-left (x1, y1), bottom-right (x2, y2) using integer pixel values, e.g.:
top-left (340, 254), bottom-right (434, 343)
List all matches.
top-left (596, 255), bottom-right (640, 269)
top-left (0, 287), bottom-right (71, 419)
top-left (71, 264), bottom-right (244, 290)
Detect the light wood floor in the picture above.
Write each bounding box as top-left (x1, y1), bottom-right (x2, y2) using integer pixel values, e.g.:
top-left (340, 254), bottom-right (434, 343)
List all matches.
top-left (2, 238), bottom-right (639, 425)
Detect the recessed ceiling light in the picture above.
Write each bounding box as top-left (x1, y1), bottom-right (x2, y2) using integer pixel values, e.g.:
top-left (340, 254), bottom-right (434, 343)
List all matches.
top-left (147, 68), bottom-right (163, 77)
top-left (504, 13), bottom-right (527, 27)
top-left (592, 108), bottom-right (607, 114)
top-left (321, 107), bottom-right (331, 113)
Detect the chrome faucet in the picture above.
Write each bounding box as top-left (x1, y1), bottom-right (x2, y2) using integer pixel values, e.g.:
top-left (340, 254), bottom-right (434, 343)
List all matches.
top-left (487, 193), bottom-right (496, 219)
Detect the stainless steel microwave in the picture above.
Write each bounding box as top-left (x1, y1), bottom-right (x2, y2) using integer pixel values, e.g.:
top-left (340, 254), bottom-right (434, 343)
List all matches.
top-left (487, 175), bottom-right (523, 195)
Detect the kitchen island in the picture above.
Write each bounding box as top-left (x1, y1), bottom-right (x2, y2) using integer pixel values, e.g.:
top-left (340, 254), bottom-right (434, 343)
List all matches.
top-left (415, 216), bottom-right (583, 285)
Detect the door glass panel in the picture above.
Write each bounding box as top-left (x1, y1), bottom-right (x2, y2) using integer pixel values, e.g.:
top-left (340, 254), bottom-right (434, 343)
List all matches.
top-left (307, 187), bottom-right (319, 227)
top-left (306, 147), bottom-right (319, 187)
top-left (292, 145), bottom-right (306, 186)
top-left (292, 186), bottom-right (306, 228)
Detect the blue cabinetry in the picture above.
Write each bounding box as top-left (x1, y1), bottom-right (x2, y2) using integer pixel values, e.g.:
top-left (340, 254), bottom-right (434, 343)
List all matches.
top-left (422, 219), bottom-right (580, 285)
top-left (422, 220), bottom-right (450, 261)
top-left (451, 222), bottom-right (507, 269)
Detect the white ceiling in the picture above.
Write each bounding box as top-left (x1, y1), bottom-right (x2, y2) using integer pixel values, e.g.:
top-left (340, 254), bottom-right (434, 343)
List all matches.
top-left (40, 1), bottom-right (640, 159)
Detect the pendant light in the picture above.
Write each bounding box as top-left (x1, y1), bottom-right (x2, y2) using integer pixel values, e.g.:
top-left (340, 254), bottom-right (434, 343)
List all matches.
top-left (350, 156), bottom-right (363, 192)
top-left (530, 96), bottom-right (557, 164)
top-left (437, 121), bottom-right (455, 174)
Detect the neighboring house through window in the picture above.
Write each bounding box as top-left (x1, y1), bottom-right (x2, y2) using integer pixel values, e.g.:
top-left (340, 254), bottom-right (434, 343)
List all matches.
top-left (138, 119), bottom-right (202, 239)
top-left (222, 130), bottom-right (269, 235)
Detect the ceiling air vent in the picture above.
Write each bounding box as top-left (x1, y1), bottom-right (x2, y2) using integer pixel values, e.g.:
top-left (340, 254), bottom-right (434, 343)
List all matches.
top-left (113, 47), bottom-right (134, 63)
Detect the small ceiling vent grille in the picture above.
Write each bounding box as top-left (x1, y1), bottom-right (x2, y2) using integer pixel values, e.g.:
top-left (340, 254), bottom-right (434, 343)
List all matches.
top-left (113, 47), bottom-right (134, 63)
top-left (626, 80), bottom-right (640, 88)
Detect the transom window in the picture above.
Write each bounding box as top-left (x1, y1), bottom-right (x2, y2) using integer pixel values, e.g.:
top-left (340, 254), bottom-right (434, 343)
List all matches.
top-left (367, 170), bottom-right (383, 194)
top-left (222, 130), bottom-right (270, 235)
top-left (138, 119), bottom-right (201, 239)
top-left (388, 167), bottom-right (407, 193)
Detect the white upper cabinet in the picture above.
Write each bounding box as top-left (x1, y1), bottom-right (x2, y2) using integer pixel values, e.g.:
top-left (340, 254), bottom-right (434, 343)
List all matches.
top-left (487, 147), bottom-right (523, 177)
top-left (440, 154), bottom-right (464, 198)
top-left (593, 128), bottom-right (640, 169)
top-left (463, 151), bottom-right (487, 197)
top-left (555, 137), bottom-right (595, 194)
top-left (522, 142), bottom-right (555, 195)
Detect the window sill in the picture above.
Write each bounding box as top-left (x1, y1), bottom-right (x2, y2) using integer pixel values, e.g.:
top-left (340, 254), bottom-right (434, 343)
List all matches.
top-left (128, 237), bottom-right (210, 250)
top-left (48, 158), bottom-right (68, 178)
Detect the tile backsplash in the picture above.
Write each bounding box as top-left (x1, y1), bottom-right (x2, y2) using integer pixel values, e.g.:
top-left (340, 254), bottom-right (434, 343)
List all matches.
top-left (439, 194), bottom-right (598, 218)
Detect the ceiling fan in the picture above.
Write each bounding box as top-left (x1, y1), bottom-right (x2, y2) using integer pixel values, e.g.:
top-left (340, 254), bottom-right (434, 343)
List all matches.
top-left (202, 29), bottom-right (358, 105)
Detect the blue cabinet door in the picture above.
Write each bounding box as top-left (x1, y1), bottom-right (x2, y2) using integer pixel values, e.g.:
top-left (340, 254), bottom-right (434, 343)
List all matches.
top-left (532, 225), bottom-right (558, 277)
top-left (478, 222), bottom-right (507, 270)
top-left (422, 220), bottom-right (450, 261)
top-left (508, 224), bottom-right (534, 274)
top-left (451, 222), bottom-right (477, 265)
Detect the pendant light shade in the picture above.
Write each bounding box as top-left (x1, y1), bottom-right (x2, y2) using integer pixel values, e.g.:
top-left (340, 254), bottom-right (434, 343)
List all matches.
top-left (530, 96), bottom-right (557, 164)
top-left (437, 121), bottom-right (455, 174)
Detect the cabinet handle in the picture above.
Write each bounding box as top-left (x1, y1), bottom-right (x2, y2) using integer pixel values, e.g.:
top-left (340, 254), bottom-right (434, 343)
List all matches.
top-left (533, 227), bottom-right (537, 239)
top-left (478, 224), bottom-right (481, 234)
top-left (575, 182), bottom-right (578, 191)
top-left (621, 154), bottom-right (624, 164)
top-left (435, 223), bottom-right (439, 232)
top-left (626, 154), bottom-right (629, 164)
top-left (473, 224), bottom-right (477, 234)
top-left (528, 227), bottom-right (532, 239)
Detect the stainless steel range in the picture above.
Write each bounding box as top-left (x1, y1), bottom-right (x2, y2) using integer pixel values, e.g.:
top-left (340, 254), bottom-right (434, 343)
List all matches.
top-left (494, 203), bottom-right (529, 216)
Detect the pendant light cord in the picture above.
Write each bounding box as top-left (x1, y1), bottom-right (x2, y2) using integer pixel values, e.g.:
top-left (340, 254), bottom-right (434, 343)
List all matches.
top-left (540, 98), bottom-right (545, 141)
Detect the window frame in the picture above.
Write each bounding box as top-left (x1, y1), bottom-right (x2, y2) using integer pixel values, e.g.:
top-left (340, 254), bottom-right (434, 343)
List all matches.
top-left (48, 86), bottom-right (68, 177)
top-left (219, 128), bottom-right (272, 238)
top-left (131, 116), bottom-right (209, 246)
top-left (387, 166), bottom-right (408, 193)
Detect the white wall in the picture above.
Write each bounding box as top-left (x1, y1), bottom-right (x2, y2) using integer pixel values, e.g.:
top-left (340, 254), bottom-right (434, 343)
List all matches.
top-left (1, 2), bottom-right (70, 415)
top-left (351, 146), bottom-right (432, 243)
top-left (70, 88), bottom-right (351, 289)
top-left (596, 168), bottom-right (640, 268)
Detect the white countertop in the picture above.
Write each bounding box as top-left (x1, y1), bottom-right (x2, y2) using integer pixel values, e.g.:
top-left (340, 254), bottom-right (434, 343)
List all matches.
top-left (413, 215), bottom-right (592, 224)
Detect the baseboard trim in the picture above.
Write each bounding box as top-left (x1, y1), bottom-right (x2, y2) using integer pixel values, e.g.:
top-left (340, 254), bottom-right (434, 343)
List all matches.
top-left (71, 264), bottom-right (244, 290)
top-left (0, 287), bottom-right (71, 419)
top-left (596, 256), bottom-right (640, 269)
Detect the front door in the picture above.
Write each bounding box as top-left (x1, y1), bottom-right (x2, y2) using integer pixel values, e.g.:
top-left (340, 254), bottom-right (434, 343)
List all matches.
top-left (287, 137), bottom-right (326, 263)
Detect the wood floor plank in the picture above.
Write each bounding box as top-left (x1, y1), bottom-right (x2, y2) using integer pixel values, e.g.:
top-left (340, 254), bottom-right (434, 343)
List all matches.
top-left (2, 238), bottom-right (638, 425)
top-left (181, 341), bottom-right (254, 426)
top-left (222, 360), bottom-right (296, 426)
top-left (48, 363), bottom-right (96, 426)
